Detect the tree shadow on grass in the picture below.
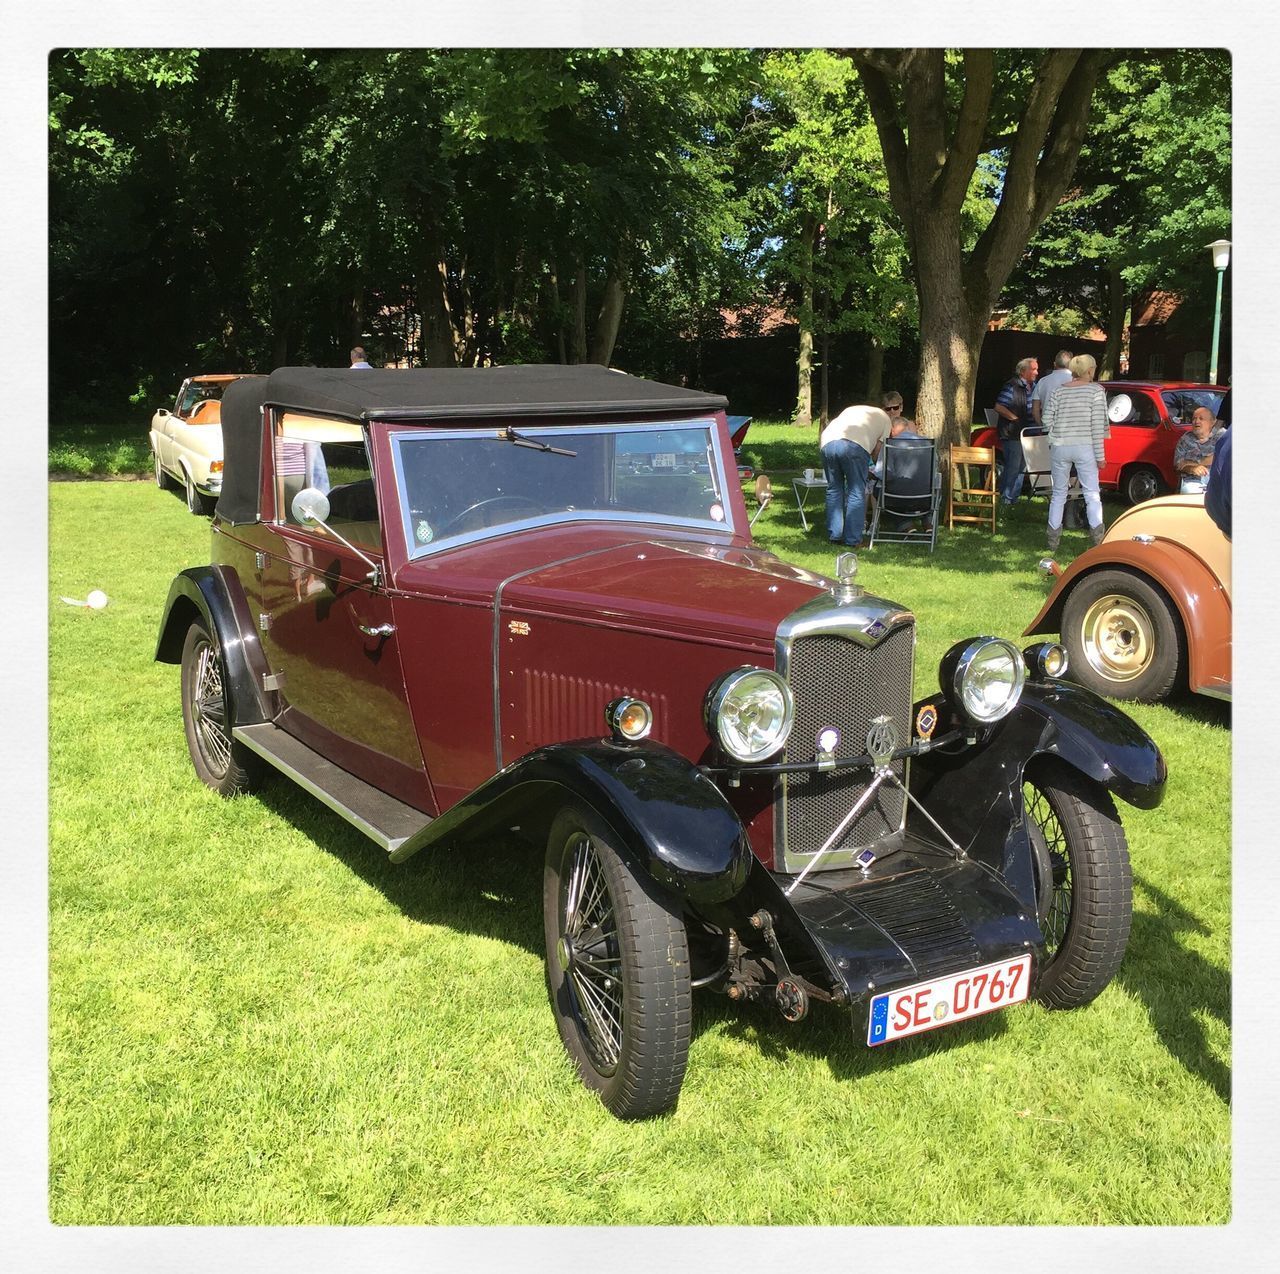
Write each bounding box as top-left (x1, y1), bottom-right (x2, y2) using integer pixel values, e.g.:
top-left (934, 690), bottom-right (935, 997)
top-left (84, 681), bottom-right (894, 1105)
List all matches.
top-left (1119, 874), bottom-right (1231, 1104)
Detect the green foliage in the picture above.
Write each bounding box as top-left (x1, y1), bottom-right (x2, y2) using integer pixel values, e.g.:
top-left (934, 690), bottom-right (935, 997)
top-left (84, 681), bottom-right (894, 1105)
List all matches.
top-left (49, 471), bottom-right (1228, 1224)
top-left (1006, 50), bottom-right (1231, 332)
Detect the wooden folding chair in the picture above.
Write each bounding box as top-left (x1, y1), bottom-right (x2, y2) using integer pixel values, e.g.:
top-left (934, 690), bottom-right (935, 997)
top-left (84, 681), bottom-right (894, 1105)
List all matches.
top-left (948, 443), bottom-right (997, 532)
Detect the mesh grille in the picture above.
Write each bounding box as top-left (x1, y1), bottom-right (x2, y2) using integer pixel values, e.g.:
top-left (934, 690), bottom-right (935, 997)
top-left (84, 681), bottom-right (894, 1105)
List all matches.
top-left (781, 624), bottom-right (914, 858)
top-left (850, 870), bottom-right (980, 976)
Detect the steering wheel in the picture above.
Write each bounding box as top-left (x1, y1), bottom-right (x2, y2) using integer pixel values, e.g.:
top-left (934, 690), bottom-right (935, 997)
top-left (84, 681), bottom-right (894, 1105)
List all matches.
top-left (439, 495), bottom-right (546, 537)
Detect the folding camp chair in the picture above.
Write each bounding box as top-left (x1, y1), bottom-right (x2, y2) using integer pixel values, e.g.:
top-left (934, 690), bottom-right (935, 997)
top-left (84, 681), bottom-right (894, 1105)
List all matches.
top-left (750, 473), bottom-right (774, 527)
top-left (868, 437), bottom-right (941, 552)
top-left (948, 443), bottom-right (997, 532)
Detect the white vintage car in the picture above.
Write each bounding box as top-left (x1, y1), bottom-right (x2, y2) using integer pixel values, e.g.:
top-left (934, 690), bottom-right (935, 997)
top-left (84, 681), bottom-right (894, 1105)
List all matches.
top-left (150, 374), bottom-right (255, 514)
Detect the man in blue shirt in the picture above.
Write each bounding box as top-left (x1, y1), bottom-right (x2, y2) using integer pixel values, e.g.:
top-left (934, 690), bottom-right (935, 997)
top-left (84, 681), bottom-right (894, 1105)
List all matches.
top-left (994, 356), bottom-right (1039, 505)
top-left (1205, 425), bottom-right (1231, 539)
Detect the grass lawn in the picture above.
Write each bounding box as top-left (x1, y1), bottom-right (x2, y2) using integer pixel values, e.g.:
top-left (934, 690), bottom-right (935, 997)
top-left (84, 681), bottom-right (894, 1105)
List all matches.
top-left (48, 423), bottom-right (1230, 1224)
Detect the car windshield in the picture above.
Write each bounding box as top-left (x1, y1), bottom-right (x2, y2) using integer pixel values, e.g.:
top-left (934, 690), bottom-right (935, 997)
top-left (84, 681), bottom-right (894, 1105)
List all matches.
top-left (1161, 389), bottom-right (1225, 423)
top-left (390, 420), bottom-right (731, 554)
top-left (178, 381), bottom-right (226, 414)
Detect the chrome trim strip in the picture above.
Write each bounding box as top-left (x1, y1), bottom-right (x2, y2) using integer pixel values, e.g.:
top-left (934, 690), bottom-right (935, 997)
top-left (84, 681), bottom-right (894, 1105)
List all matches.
top-left (773, 591), bottom-right (917, 872)
top-left (491, 544), bottom-right (631, 771)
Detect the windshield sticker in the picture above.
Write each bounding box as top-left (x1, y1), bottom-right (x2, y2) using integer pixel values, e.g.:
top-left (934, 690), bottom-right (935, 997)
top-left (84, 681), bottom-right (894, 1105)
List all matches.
top-left (415, 519), bottom-right (434, 544)
top-left (709, 503), bottom-right (725, 522)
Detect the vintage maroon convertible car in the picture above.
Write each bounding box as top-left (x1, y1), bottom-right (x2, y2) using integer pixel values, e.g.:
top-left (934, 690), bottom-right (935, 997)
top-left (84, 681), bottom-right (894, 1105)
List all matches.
top-left (156, 365), bottom-right (1165, 1118)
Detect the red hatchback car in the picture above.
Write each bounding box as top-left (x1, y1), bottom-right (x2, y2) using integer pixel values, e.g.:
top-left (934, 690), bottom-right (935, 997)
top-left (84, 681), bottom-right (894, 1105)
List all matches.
top-left (155, 365), bottom-right (1166, 1118)
top-left (972, 380), bottom-right (1227, 505)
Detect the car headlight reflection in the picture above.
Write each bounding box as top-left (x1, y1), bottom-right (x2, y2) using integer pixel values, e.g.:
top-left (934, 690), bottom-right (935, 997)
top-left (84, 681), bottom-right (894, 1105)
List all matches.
top-left (705, 667), bottom-right (794, 763)
top-left (940, 637), bottom-right (1026, 726)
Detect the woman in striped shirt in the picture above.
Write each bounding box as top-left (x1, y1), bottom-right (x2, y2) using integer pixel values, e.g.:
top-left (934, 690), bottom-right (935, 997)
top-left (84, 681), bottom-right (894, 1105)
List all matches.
top-left (1042, 353), bottom-right (1110, 550)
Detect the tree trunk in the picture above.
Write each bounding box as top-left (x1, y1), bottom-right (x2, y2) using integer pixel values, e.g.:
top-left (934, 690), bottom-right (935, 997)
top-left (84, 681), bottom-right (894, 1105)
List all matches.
top-left (1100, 263), bottom-right (1126, 379)
top-left (819, 324), bottom-right (830, 424)
top-left (570, 260), bottom-right (588, 364)
top-left (867, 337), bottom-right (885, 403)
top-left (793, 215), bottom-right (818, 426)
top-left (588, 272), bottom-right (627, 366)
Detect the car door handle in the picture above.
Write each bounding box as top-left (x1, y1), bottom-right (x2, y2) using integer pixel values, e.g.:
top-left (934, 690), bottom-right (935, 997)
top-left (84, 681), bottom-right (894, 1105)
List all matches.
top-left (356, 622), bottom-right (396, 638)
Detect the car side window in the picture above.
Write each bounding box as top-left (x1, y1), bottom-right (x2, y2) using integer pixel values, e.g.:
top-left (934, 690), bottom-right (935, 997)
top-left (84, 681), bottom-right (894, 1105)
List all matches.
top-left (1107, 391), bottom-right (1159, 426)
top-left (275, 426), bottom-right (382, 550)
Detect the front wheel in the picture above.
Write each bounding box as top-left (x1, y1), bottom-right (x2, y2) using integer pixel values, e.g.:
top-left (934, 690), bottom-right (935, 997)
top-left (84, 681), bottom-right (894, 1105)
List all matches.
top-left (1061, 568), bottom-right (1184, 702)
top-left (180, 621), bottom-right (261, 797)
top-left (1025, 763), bottom-right (1132, 1008)
top-left (153, 452), bottom-right (170, 490)
top-left (543, 801), bottom-right (691, 1119)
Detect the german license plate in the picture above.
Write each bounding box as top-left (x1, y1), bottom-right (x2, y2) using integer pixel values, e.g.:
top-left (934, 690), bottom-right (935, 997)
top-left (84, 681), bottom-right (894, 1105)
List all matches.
top-left (866, 953), bottom-right (1032, 1046)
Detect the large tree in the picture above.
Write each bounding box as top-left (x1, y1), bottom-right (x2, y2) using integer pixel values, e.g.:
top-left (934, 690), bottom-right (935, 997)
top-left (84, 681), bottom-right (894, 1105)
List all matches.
top-left (850, 49), bottom-right (1106, 448)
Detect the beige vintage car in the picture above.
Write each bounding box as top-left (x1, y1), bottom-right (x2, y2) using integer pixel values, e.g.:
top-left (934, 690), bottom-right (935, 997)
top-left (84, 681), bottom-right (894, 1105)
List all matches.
top-left (150, 374), bottom-right (254, 514)
top-left (1025, 494), bottom-right (1231, 702)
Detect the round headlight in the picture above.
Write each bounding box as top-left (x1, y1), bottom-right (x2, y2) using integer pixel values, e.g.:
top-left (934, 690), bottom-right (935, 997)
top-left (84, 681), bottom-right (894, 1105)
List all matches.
top-left (706, 667), bottom-right (795, 763)
top-left (941, 637), bottom-right (1026, 725)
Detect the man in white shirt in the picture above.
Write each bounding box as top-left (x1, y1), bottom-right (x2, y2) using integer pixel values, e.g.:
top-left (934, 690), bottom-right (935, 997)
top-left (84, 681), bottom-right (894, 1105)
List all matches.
top-left (818, 404), bottom-right (893, 547)
top-left (350, 346), bottom-right (373, 369)
top-left (1032, 350), bottom-right (1074, 426)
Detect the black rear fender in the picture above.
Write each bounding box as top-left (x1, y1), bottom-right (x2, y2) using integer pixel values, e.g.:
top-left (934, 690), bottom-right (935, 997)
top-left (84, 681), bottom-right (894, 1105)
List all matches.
top-left (391, 739), bottom-right (754, 907)
top-left (154, 566), bottom-right (271, 727)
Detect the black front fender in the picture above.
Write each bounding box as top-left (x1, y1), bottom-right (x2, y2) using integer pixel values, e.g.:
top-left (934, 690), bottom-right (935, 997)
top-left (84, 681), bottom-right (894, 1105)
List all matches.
top-left (390, 739), bottom-right (753, 906)
top-left (154, 566), bottom-right (271, 727)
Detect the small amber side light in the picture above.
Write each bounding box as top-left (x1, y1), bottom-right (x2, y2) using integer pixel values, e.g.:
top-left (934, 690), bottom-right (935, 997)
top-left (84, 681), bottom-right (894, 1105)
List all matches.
top-left (605, 696), bottom-right (653, 742)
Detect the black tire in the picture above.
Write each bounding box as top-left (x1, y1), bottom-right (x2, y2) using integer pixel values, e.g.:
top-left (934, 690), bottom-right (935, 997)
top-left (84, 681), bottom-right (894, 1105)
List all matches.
top-left (153, 452), bottom-right (170, 490)
top-left (543, 801), bottom-right (691, 1119)
top-left (1122, 465), bottom-right (1163, 506)
top-left (1025, 762), bottom-right (1132, 1009)
top-left (183, 468), bottom-right (209, 516)
top-left (1061, 568), bottom-right (1185, 702)
top-left (179, 621), bottom-right (261, 797)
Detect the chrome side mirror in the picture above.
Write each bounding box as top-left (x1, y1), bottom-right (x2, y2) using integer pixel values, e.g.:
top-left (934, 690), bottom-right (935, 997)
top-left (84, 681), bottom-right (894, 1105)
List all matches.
top-left (288, 486), bottom-right (382, 588)
top-left (291, 487), bottom-right (331, 525)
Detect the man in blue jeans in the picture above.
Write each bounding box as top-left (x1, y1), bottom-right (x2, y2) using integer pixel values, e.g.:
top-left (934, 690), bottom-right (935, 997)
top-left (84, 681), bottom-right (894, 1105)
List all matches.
top-left (819, 404), bottom-right (892, 547)
top-left (994, 356), bottom-right (1039, 505)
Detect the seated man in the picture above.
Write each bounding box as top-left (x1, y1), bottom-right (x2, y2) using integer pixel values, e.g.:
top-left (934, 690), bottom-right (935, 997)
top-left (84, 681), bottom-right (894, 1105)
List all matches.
top-left (1174, 406), bottom-right (1225, 494)
top-left (869, 416), bottom-right (929, 526)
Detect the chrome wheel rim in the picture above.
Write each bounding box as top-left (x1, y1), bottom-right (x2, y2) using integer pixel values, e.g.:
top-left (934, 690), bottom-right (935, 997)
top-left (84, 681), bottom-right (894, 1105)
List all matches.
top-left (1025, 784), bottom-right (1073, 955)
top-left (1079, 593), bottom-right (1154, 683)
top-left (559, 832), bottom-right (623, 1074)
top-left (192, 639), bottom-right (232, 775)
top-left (186, 474), bottom-right (199, 512)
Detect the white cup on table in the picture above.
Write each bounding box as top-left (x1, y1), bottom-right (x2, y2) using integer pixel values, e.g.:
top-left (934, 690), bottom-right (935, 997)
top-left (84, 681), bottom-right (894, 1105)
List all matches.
top-left (804, 468), bottom-right (814, 481)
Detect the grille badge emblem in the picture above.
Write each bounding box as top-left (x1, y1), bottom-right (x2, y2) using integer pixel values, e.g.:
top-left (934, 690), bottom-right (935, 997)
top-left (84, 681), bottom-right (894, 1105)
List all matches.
top-left (865, 618), bottom-right (887, 639)
top-left (865, 715), bottom-right (898, 766)
top-left (916, 703), bottom-right (938, 740)
top-left (856, 848), bottom-right (877, 870)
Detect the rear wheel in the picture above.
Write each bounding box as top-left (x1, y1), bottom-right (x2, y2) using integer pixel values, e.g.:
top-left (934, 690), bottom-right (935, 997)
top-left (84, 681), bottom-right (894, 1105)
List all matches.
top-left (543, 801), bottom-right (691, 1119)
top-left (1062, 568), bottom-right (1184, 702)
top-left (1025, 763), bottom-right (1132, 1008)
top-left (1122, 465), bottom-right (1163, 506)
top-left (180, 621), bottom-right (261, 797)
top-left (183, 468), bottom-right (209, 516)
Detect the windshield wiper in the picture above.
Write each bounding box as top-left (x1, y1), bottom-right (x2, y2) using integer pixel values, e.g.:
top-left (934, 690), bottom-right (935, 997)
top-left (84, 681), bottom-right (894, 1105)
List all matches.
top-left (500, 426), bottom-right (577, 458)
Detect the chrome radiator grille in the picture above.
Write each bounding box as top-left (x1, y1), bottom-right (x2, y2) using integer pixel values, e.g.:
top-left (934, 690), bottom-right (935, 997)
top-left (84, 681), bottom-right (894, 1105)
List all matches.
top-left (778, 623), bottom-right (915, 868)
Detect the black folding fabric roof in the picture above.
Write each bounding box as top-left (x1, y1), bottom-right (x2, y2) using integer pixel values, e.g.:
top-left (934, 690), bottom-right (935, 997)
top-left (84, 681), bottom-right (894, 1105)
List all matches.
top-left (215, 364), bottom-right (729, 524)
top-left (264, 363), bottom-right (727, 421)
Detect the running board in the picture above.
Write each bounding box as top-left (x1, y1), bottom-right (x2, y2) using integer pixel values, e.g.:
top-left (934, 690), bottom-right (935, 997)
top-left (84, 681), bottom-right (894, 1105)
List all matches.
top-left (233, 723), bottom-right (432, 853)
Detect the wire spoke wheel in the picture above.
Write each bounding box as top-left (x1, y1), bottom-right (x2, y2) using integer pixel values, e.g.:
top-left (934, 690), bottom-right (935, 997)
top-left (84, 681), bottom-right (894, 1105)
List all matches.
top-left (179, 621), bottom-right (261, 798)
top-left (1024, 782), bottom-right (1073, 957)
top-left (1024, 763), bottom-right (1131, 1009)
top-left (560, 832), bottom-right (624, 1072)
top-left (543, 802), bottom-right (691, 1119)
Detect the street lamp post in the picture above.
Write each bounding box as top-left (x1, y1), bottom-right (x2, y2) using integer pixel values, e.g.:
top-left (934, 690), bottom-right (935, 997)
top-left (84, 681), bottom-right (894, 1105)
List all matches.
top-left (1207, 238), bottom-right (1231, 384)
